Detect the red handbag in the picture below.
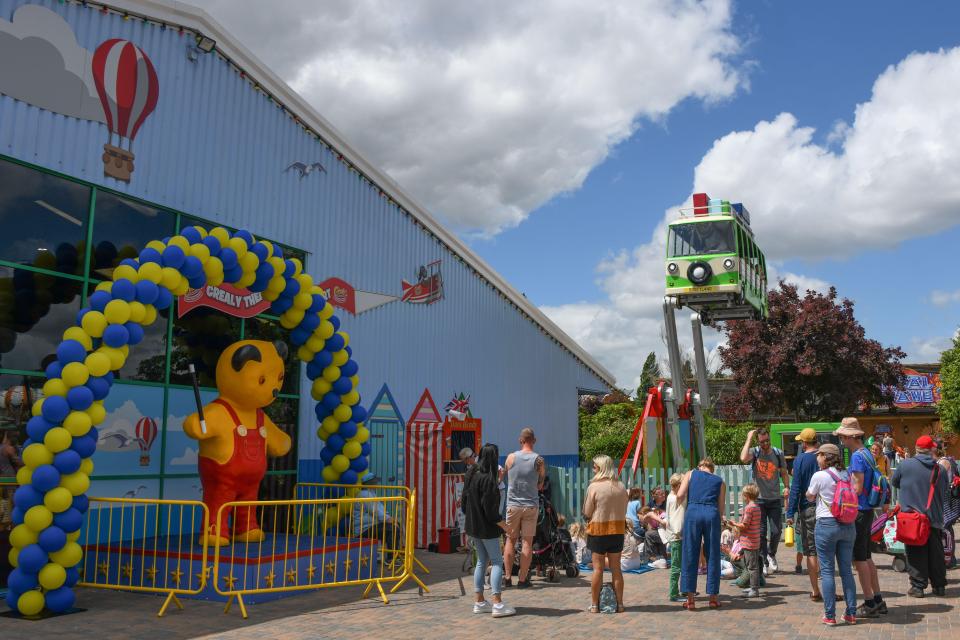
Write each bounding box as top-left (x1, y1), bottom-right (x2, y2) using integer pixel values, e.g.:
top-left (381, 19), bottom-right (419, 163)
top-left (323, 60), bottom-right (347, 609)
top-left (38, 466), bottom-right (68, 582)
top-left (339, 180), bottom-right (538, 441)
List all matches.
top-left (895, 466), bottom-right (939, 546)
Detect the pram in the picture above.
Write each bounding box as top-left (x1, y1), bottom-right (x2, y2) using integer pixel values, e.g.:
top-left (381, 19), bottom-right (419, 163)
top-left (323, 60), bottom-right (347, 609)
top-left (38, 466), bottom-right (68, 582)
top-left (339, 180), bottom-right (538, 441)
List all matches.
top-left (511, 493), bottom-right (580, 581)
top-left (871, 505), bottom-right (957, 572)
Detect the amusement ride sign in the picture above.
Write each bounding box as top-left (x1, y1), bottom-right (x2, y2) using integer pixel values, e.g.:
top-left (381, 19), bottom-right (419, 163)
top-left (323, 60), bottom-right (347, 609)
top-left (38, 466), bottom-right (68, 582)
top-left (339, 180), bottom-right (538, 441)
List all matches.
top-left (177, 283), bottom-right (271, 319)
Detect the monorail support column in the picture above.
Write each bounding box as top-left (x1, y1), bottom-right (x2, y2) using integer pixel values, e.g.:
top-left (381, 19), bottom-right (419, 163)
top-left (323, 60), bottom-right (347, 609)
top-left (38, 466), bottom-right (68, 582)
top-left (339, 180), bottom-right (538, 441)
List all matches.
top-left (661, 300), bottom-right (686, 466)
top-left (690, 312), bottom-right (711, 459)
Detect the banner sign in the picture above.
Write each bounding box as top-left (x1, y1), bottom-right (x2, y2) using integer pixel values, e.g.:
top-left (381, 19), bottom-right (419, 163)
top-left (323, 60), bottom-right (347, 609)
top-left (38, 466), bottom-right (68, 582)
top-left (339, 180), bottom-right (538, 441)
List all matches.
top-left (318, 277), bottom-right (356, 315)
top-left (177, 284), bottom-right (270, 319)
top-left (888, 368), bottom-right (941, 409)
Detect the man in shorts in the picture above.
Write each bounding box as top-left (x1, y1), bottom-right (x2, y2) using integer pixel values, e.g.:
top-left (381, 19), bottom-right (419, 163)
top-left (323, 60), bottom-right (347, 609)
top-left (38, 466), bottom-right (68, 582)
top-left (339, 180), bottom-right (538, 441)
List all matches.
top-left (740, 427), bottom-right (790, 573)
top-left (836, 417), bottom-right (886, 617)
top-left (502, 427), bottom-right (545, 588)
top-left (786, 428), bottom-right (821, 600)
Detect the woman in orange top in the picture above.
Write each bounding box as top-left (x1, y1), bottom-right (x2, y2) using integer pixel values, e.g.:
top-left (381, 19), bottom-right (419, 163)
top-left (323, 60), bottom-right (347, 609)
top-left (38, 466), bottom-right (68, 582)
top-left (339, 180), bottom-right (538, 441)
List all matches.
top-left (582, 454), bottom-right (628, 613)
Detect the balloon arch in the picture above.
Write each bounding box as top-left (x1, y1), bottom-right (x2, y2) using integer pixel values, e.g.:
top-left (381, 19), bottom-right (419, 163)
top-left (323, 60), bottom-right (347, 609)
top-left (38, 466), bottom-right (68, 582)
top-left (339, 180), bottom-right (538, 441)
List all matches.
top-left (6, 225), bottom-right (369, 615)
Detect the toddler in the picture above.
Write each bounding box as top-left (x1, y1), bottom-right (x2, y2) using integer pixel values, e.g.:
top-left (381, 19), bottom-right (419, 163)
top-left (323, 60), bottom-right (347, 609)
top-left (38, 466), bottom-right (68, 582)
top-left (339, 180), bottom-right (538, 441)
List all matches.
top-left (729, 483), bottom-right (762, 598)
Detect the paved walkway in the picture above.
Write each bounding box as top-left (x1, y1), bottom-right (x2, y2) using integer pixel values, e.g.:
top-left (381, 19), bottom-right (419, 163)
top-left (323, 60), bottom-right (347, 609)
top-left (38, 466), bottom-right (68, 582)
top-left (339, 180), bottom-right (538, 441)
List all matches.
top-left (1, 546), bottom-right (957, 640)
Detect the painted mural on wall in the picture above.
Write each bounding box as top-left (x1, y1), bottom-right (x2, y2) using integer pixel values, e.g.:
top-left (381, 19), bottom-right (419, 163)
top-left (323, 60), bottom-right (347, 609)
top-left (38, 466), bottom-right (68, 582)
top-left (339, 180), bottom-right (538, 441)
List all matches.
top-left (317, 259), bottom-right (445, 316)
top-left (0, 4), bottom-right (159, 182)
top-left (402, 260), bottom-right (444, 304)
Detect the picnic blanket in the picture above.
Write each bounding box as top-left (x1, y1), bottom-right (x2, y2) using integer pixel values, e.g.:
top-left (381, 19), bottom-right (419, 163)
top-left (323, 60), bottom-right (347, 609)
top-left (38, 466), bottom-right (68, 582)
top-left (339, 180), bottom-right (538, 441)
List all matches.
top-left (578, 563), bottom-right (655, 575)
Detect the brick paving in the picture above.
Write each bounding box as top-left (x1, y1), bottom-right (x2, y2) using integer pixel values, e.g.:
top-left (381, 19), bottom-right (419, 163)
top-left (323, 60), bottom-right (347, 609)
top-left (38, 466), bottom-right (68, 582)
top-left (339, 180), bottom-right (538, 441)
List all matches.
top-left (1, 546), bottom-right (957, 640)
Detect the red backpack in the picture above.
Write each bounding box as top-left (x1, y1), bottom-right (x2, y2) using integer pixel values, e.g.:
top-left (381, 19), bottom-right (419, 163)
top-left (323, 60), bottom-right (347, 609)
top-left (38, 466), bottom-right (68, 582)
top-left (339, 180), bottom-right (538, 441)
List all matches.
top-left (826, 469), bottom-right (859, 524)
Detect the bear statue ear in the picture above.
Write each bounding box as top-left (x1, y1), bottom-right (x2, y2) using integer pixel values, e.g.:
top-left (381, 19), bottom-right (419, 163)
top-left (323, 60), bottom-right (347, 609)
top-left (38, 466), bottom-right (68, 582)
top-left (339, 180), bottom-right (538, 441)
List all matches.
top-left (273, 340), bottom-right (288, 361)
top-left (231, 344), bottom-right (262, 371)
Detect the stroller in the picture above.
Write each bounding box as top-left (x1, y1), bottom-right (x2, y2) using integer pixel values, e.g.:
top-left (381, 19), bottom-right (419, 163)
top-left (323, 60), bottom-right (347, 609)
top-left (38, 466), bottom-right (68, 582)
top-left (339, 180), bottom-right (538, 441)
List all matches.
top-left (512, 493), bottom-right (580, 581)
top-left (871, 505), bottom-right (957, 572)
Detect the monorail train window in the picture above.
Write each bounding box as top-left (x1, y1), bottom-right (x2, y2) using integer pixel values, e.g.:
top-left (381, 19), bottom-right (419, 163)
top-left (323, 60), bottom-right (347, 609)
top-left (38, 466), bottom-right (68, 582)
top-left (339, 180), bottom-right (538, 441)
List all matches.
top-left (669, 221), bottom-right (735, 257)
top-left (90, 192), bottom-right (176, 279)
top-left (0, 159), bottom-right (90, 275)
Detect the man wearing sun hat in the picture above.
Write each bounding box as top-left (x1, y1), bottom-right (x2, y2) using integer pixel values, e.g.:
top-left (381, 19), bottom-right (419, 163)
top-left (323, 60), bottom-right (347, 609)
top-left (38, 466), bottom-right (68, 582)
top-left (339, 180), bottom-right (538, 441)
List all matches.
top-left (787, 427), bottom-right (822, 600)
top-left (892, 434), bottom-right (950, 597)
top-left (834, 417), bottom-right (885, 617)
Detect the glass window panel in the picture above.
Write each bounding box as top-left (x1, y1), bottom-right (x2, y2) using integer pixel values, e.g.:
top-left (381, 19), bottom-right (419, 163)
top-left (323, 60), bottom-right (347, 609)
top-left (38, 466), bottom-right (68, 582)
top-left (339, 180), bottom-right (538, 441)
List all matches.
top-left (263, 397), bottom-right (298, 474)
top-left (668, 222), bottom-right (735, 257)
top-left (90, 192), bottom-right (176, 280)
top-left (0, 266), bottom-right (82, 372)
top-left (169, 307), bottom-right (242, 388)
top-left (0, 372), bottom-right (45, 445)
top-left (0, 159), bottom-right (90, 275)
top-left (244, 316), bottom-right (300, 396)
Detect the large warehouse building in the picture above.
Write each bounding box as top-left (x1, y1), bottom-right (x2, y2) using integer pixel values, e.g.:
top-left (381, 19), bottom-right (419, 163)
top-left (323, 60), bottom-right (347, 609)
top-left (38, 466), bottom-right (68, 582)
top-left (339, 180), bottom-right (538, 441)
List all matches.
top-left (0, 0), bottom-right (613, 507)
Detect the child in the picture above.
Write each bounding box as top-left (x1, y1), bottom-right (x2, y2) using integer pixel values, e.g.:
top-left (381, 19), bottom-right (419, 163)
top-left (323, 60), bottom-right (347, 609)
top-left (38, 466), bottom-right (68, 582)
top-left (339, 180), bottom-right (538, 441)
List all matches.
top-left (569, 522), bottom-right (590, 567)
top-left (621, 519), bottom-right (645, 570)
top-left (730, 483), bottom-right (762, 598)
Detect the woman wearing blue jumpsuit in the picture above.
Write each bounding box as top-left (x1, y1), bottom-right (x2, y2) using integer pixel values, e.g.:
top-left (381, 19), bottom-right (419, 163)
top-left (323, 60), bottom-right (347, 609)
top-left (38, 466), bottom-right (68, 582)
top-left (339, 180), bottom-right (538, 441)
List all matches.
top-left (677, 458), bottom-right (726, 610)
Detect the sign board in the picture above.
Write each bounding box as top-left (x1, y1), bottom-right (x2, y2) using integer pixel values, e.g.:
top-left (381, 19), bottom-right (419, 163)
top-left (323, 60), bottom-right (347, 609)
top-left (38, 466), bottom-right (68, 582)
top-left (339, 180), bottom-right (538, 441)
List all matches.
top-left (177, 284), bottom-right (270, 319)
top-left (887, 368), bottom-right (941, 409)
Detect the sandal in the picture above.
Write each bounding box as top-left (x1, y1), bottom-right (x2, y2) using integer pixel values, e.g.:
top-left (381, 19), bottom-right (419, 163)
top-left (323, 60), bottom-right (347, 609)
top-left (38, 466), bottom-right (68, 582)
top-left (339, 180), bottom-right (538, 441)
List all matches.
top-left (810, 593), bottom-right (823, 602)
top-left (616, 604), bottom-right (626, 613)
top-left (709, 598), bottom-right (721, 609)
top-left (683, 598), bottom-right (696, 610)
top-left (588, 604), bottom-right (599, 613)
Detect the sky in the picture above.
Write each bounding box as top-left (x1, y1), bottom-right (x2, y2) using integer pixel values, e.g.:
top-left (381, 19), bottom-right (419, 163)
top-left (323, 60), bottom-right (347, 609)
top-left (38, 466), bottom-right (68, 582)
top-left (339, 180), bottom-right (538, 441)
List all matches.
top-left (193, 0), bottom-right (960, 390)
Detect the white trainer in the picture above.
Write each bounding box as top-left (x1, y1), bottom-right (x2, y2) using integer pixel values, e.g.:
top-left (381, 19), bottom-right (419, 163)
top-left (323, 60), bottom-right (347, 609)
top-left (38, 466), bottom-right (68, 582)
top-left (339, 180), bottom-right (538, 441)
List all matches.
top-left (491, 603), bottom-right (517, 618)
top-left (473, 601), bottom-right (492, 614)
top-left (767, 555), bottom-right (778, 573)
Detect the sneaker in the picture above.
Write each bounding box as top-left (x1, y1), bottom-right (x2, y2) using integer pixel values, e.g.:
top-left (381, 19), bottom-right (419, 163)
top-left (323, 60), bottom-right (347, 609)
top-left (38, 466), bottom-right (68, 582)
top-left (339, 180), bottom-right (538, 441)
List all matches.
top-left (650, 559), bottom-right (669, 569)
top-left (491, 603), bottom-right (517, 618)
top-left (517, 578), bottom-right (533, 589)
top-left (742, 589), bottom-right (760, 598)
top-left (503, 577), bottom-right (513, 588)
top-left (857, 601), bottom-right (880, 618)
top-left (473, 601), bottom-right (492, 614)
top-left (767, 556), bottom-right (778, 573)
top-left (842, 614), bottom-right (856, 625)
top-left (762, 564), bottom-right (769, 577)
top-left (821, 616), bottom-right (837, 626)
top-left (670, 596), bottom-right (687, 602)
top-left (875, 599), bottom-right (888, 614)
top-left (932, 587), bottom-right (946, 597)
top-left (794, 564), bottom-right (802, 575)
top-left (907, 587), bottom-right (924, 598)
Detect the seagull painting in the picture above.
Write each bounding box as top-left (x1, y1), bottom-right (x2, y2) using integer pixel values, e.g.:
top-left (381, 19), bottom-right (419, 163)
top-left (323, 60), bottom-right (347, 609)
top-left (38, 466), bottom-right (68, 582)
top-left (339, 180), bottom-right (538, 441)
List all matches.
top-left (285, 161), bottom-right (327, 178)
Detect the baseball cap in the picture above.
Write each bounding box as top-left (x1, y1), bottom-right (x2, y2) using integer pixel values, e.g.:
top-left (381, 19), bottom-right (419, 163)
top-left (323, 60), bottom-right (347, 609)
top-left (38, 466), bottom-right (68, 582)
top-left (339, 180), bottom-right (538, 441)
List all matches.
top-left (915, 435), bottom-right (935, 450)
top-left (794, 428), bottom-right (818, 443)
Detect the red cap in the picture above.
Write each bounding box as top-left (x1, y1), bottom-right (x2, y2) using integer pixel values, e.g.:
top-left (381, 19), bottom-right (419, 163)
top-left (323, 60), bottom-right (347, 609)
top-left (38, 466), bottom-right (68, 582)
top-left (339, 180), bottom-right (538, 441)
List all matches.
top-left (915, 435), bottom-right (935, 449)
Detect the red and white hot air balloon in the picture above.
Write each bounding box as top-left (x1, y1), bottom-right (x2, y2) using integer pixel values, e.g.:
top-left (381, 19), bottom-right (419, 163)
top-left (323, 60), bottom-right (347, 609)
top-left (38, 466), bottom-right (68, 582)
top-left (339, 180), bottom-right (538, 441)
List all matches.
top-left (92, 38), bottom-right (160, 182)
top-left (135, 416), bottom-right (158, 467)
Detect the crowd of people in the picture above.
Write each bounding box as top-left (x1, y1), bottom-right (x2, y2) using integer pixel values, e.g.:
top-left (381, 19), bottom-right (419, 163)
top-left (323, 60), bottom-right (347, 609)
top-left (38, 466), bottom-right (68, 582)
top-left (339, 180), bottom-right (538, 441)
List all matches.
top-left (459, 420), bottom-right (958, 625)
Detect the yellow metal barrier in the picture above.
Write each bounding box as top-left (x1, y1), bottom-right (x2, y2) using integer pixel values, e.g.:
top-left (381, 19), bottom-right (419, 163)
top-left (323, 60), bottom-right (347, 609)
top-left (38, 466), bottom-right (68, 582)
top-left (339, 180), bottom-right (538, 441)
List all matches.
top-left (79, 497), bottom-right (210, 617)
top-left (213, 490), bottom-right (427, 618)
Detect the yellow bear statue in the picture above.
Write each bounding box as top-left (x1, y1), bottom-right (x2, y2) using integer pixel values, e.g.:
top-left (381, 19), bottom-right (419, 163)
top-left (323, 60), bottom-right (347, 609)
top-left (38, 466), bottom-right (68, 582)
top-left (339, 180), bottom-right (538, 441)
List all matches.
top-left (183, 340), bottom-right (292, 546)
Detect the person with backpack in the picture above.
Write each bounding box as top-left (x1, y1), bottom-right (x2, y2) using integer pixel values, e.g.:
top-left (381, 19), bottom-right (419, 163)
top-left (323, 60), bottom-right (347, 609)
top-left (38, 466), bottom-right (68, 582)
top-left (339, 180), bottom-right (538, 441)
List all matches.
top-left (740, 427), bottom-right (790, 573)
top-left (805, 443), bottom-right (859, 626)
top-left (891, 435), bottom-right (950, 598)
top-left (835, 418), bottom-right (887, 618)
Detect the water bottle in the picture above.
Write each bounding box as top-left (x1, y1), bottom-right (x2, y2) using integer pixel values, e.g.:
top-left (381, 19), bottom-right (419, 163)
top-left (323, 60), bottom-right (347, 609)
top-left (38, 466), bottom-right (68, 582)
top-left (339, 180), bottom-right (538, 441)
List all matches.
top-left (784, 525), bottom-right (795, 547)
top-left (599, 582), bottom-right (617, 613)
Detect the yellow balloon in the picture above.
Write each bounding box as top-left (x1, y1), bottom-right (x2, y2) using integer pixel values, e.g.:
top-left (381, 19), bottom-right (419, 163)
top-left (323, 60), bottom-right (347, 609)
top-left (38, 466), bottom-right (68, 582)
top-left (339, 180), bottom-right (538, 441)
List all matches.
top-left (85, 352), bottom-right (111, 378)
top-left (81, 310), bottom-right (107, 338)
top-left (262, 288), bottom-right (280, 302)
top-left (331, 455), bottom-right (350, 473)
top-left (43, 427), bottom-right (72, 454)
top-left (61, 362), bottom-right (90, 388)
top-left (95, 281), bottom-right (113, 293)
top-left (239, 252), bottom-right (259, 274)
top-left (227, 236), bottom-right (248, 258)
top-left (297, 346), bottom-right (314, 363)
top-left (138, 261), bottom-right (163, 284)
top-left (189, 243), bottom-right (211, 263)
top-left (63, 326), bottom-right (93, 351)
top-left (319, 302), bottom-right (335, 320)
top-left (280, 309), bottom-right (304, 329)
top-left (355, 426), bottom-right (370, 444)
top-left (64, 411), bottom-right (93, 437)
top-left (104, 299), bottom-right (131, 325)
top-left (172, 278), bottom-right (190, 296)
top-left (17, 590), bottom-right (45, 617)
top-left (293, 292), bottom-right (312, 310)
top-left (22, 443), bottom-right (53, 468)
top-left (350, 375), bottom-right (359, 387)
top-left (160, 267), bottom-right (182, 291)
top-left (8, 547), bottom-right (18, 568)
top-left (61, 471), bottom-right (90, 497)
top-left (24, 505), bottom-right (53, 532)
top-left (44, 487), bottom-right (73, 513)
top-left (321, 466), bottom-right (340, 482)
top-left (296, 273), bottom-right (313, 290)
top-left (333, 404), bottom-right (352, 422)
top-left (167, 235), bottom-right (190, 252)
top-left (321, 416), bottom-right (339, 433)
top-left (112, 264), bottom-right (139, 283)
top-left (42, 378), bottom-right (68, 398)
top-left (267, 276), bottom-right (285, 293)
top-left (289, 257), bottom-right (303, 276)
top-left (9, 524), bottom-right (38, 548)
top-left (99, 346), bottom-right (125, 371)
top-left (67, 530), bottom-right (81, 542)
top-left (79, 458), bottom-right (94, 475)
top-left (39, 563), bottom-right (67, 590)
top-left (128, 301), bottom-right (146, 324)
top-left (306, 335), bottom-right (325, 352)
top-left (235, 272), bottom-right (256, 288)
top-left (332, 350), bottom-right (349, 367)
top-left (142, 305), bottom-right (158, 326)
top-left (337, 332), bottom-right (350, 348)
top-left (267, 256), bottom-right (285, 273)
top-left (343, 440), bottom-right (362, 459)
top-left (322, 365), bottom-right (340, 382)
top-left (32, 398), bottom-right (44, 417)
top-left (210, 227), bottom-right (231, 246)
top-left (16, 466), bottom-right (32, 485)
top-left (86, 402), bottom-right (106, 425)
top-left (316, 321), bottom-right (335, 340)
top-left (146, 240), bottom-right (166, 253)
top-left (49, 541), bottom-right (82, 567)
top-left (312, 378), bottom-right (332, 397)
top-left (342, 390), bottom-right (360, 406)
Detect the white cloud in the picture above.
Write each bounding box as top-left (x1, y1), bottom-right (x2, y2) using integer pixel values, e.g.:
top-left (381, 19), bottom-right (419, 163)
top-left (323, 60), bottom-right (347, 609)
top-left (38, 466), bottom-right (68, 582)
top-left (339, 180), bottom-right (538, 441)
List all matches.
top-left (772, 270), bottom-right (830, 295)
top-left (930, 289), bottom-right (960, 307)
top-left (192, 0), bottom-right (743, 234)
top-left (170, 447), bottom-right (199, 466)
top-left (546, 46), bottom-right (960, 386)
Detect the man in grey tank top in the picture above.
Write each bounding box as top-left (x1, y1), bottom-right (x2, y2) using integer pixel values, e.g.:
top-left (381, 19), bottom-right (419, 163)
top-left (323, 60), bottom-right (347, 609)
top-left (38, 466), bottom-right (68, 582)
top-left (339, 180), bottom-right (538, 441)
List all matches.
top-left (502, 427), bottom-right (545, 588)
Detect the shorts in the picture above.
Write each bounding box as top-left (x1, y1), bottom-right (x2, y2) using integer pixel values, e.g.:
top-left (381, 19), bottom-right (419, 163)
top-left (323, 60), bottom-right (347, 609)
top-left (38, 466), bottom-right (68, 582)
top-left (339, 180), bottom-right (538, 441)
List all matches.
top-left (853, 510), bottom-right (874, 561)
top-left (587, 534), bottom-right (624, 555)
top-left (504, 505), bottom-right (538, 539)
top-left (797, 505), bottom-right (817, 558)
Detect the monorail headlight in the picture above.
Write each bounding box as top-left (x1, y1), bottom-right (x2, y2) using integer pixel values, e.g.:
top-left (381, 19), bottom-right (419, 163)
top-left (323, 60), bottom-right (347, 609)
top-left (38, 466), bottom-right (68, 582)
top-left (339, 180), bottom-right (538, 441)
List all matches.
top-left (723, 258), bottom-right (735, 271)
top-left (687, 260), bottom-right (712, 285)
top-left (667, 262), bottom-right (678, 273)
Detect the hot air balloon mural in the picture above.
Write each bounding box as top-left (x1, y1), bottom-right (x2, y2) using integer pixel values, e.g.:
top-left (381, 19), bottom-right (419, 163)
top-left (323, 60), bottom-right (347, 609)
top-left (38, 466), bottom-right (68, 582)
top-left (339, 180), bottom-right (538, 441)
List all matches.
top-left (135, 416), bottom-right (158, 467)
top-left (91, 38), bottom-right (160, 182)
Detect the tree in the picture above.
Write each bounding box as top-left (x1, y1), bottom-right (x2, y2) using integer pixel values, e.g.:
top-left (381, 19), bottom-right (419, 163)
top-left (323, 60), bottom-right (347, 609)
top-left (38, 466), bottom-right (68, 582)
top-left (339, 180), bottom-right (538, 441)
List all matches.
top-left (717, 282), bottom-right (905, 422)
top-left (703, 411), bottom-right (754, 466)
top-left (637, 352), bottom-right (662, 397)
top-left (579, 402), bottom-right (637, 462)
top-left (938, 332), bottom-right (960, 435)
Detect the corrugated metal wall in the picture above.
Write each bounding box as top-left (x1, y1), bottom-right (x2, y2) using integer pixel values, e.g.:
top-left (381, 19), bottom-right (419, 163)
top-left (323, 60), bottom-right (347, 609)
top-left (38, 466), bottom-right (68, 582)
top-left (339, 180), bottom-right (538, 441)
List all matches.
top-left (0, 0), bottom-right (608, 465)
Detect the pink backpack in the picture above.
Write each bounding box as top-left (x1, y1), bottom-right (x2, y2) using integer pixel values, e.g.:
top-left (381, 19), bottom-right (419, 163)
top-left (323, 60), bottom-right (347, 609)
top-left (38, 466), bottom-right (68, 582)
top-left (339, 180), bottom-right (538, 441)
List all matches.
top-left (826, 469), bottom-right (859, 524)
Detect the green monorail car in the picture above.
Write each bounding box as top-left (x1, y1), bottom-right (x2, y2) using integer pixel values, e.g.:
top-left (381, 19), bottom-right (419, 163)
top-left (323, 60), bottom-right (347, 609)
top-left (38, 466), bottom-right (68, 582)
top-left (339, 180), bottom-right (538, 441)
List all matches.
top-left (664, 194), bottom-right (768, 322)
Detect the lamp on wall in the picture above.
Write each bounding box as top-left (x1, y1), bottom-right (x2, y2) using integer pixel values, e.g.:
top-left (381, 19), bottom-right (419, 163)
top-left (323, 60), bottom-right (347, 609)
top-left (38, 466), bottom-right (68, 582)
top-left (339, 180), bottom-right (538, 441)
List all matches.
top-left (195, 34), bottom-right (216, 53)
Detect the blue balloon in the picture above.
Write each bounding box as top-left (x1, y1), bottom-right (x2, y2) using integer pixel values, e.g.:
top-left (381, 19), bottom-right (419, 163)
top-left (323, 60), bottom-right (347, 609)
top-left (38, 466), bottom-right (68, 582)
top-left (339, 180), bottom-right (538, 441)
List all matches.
top-left (223, 264), bottom-right (243, 284)
top-left (64, 566), bottom-right (80, 587)
top-left (139, 247), bottom-right (162, 264)
top-left (322, 392), bottom-right (341, 411)
top-left (119, 258), bottom-right (139, 270)
top-left (350, 456), bottom-right (368, 473)
top-left (283, 260), bottom-right (296, 278)
top-left (202, 235), bottom-right (222, 256)
top-left (187, 273), bottom-right (207, 290)
top-left (6, 590), bottom-right (20, 613)
top-left (283, 277), bottom-right (301, 297)
top-left (314, 350), bottom-right (333, 368)
top-left (180, 226), bottom-right (202, 244)
top-left (41, 396), bottom-right (70, 424)
top-left (18, 544), bottom-right (48, 574)
top-left (102, 324), bottom-right (129, 348)
top-left (26, 416), bottom-right (53, 442)
top-left (70, 434), bottom-right (97, 458)
top-left (250, 242), bottom-right (269, 261)
top-left (111, 278), bottom-right (136, 302)
top-left (341, 359), bottom-right (359, 378)
top-left (7, 568), bottom-right (39, 594)
top-left (125, 322), bottom-right (145, 346)
top-left (72, 494), bottom-right (89, 513)
top-left (308, 294), bottom-right (326, 312)
top-left (319, 447), bottom-right (335, 464)
top-left (234, 229), bottom-right (254, 247)
top-left (270, 296), bottom-right (293, 315)
top-left (306, 360), bottom-right (323, 380)
top-left (11, 506), bottom-right (24, 525)
top-left (325, 334), bottom-right (345, 353)
top-left (38, 526), bottom-right (67, 553)
top-left (332, 377), bottom-right (352, 395)
top-left (340, 470), bottom-right (358, 485)
top-left (135, 280), bottom-right (159, 305)
top-left (249, 276), bottom-right (270, 294)
top-left (87, 376), bottom-right (111, 401)
top-left (22, 439), bottom-right (33, 448)
top-left (218, 247), bottom-right (238, 270)
top-left (45, 586), bottom-right (76, 613)
top-left (327, 434), bottom-right (345, 453)
top-left (351, 405), bottom-right (368, 424)
top-left (254, 262), bottom-right (274, 281)
top-left (161, 245), bottom-right (186, 269)
top-left (66, 385), bottom-right (94, 411)
top-left (314, 403), bottom-right (331, 421)
top-left (289, 327), bottom-right (309, 346)
top-left (154, 287), bottom-right (173, 310)
top-left (32, 465), bottom-right (61, 492)
top-left (45, 361), bottom-right (63, 379)
top-left (14, 484), bottom-right (44, 508)
top-left (181, 255), bottom-right (203, 278)
top-left (338, 421), bottom-right (358, 439)
top-left (329, 315), bottom-right (341, 332)
top-left (345, 345), bottom-right (353, 357)
top-left (299, 312), bottom-right (320, 332)
top-left (89, 290), bottom-right (112, 312)
top-left (56, 340), bottom-right (86, 365)
top-left (53, 508), bottom-right (83, 533)
top-left (53, 450), bottom-right (82, 475)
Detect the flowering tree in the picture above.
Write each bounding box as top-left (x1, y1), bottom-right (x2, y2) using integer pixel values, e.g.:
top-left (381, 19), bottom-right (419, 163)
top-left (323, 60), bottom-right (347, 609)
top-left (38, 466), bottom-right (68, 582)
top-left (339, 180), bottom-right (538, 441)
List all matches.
top-left (717, 282), bottom-right (904, 421)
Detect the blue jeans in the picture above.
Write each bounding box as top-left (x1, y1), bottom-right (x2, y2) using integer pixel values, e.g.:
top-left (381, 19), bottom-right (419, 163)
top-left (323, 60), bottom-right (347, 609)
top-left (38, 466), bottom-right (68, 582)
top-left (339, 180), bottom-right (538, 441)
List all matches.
top-left (814, 517), bottom-right (857, 618)
top-left (472, 536), bottom-right (503, 596)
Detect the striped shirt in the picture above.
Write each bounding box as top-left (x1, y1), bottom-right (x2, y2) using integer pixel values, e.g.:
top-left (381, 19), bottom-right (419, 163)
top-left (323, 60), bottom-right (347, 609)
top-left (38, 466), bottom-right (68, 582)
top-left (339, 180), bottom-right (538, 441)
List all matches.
top-left (738, 501), bottom-right (761, 550)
